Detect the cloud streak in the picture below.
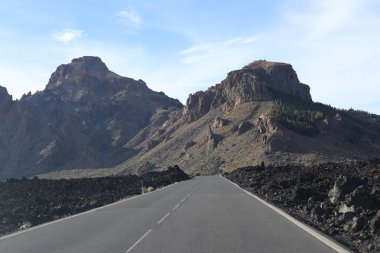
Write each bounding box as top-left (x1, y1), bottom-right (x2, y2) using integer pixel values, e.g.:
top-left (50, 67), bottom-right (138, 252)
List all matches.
top-left (51, 29), bottom-right (85, 43)
top-left (118, 8), bottom-right (141, 29)
top-left (180, 35), bottom-right (261, 64)
top-left (274, 0), bottom-right (380, 112)
top-left (285, 0), bottom-right (360, 39)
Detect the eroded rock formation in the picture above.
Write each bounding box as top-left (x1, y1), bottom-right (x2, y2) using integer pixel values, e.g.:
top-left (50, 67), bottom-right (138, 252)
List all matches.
top-left (183, 60), bottom-right (311, 122)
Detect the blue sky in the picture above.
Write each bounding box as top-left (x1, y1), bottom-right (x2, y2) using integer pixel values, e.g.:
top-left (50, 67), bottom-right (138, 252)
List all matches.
top-left (0, 0), bottom-right (379, 114)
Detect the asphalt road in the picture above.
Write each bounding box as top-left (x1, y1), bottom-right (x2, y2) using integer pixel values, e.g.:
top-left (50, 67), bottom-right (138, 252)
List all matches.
top-left (0, 175), bottom-right (348, 253)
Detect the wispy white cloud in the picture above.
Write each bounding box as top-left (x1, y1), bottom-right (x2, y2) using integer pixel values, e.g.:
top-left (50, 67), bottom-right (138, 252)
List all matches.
top-left (285, 0), bottom-right (360, 39)
top-left (180, 35), bottom-right (260, 64)
top-left (274, 0), bottom-right (380, 112)
top-left (118, 8), bottom-right (141, 29)
top-left (50, 29), bottom-right (85, 43)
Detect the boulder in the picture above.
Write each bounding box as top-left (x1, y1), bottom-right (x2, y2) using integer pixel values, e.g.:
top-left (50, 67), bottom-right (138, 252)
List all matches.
top-left (328, 175), bottom-right (363, 204)
top-left (351, 216), bottom-right (366, 232)
top-left (345, 185), bottom-right (374, 210)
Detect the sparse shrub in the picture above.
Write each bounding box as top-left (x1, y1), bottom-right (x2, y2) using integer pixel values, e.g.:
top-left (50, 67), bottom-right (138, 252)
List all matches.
top-left (269, 90), bottom-right (336, 136)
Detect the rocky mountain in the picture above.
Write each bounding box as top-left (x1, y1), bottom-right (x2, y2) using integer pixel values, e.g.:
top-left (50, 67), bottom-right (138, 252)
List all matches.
top-left (101, 60), bottom-right (379, 177)
top-left (0, 56), bottom-right (182, 180)
top-left (2, 58), bottom-right (380, 179)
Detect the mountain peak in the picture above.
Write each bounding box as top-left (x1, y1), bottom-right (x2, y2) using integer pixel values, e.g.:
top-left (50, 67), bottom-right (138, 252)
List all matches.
top-left (70, 56), bottom-right (108, 70)
top-left (183, 59), bottom-right (311, 122)
top-left (47, 56), bottom-right (112, 89)
top-left (243, 60), bottom-right (290, 70)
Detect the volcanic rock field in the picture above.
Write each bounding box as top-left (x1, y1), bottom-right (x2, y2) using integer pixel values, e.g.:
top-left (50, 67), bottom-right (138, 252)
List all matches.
top-left (0, 166), bottom-right (189, 236)
top-left (224, 159), bottom-right (380, 253)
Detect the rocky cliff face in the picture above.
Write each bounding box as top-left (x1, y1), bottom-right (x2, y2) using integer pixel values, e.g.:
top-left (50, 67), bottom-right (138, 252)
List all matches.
top-left (0, 56), bottom-right (182, 179)
top-left (107, 60), bottom-right (380, 177)
top-left (183, 60), bottom-right (311, 122)
top-left (2, 58), bottom-right (380, 179)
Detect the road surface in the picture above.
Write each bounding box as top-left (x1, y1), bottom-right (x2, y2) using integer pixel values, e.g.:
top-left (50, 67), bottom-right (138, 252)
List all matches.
top-left (0, 175), bottom-right (348, 253)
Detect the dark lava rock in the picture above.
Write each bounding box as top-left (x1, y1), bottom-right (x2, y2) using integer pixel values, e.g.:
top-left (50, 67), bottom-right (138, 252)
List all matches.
top-left (292, 187), bottom-right (314, 201)
top-left (345, 185), bottom-right (375, 210)
top-left (141, 165), bottom-right (190, 189)
top-left (351, 216), bottom-right (366, 232)
top-left (0, 166), bottom-right (190, 236)
top-left (328, 175), bottom-right (363, 204)
top-left (370, 210), bottom-right (380, 232)
top-left (224, 159), bottom-right (380, 252)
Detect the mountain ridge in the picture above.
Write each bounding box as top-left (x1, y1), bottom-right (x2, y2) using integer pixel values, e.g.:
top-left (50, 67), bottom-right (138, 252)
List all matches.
top-left (0, 56), bottom-right (182, 180)
top-left (1, 56), bottom-right (379, 179)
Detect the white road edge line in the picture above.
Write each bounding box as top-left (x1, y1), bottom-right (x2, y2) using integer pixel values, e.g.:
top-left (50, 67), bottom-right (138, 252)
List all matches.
top-left (172, 204), bottom-right (180, 211)
top-left (0, 181), bottom-right (179, 241)
top-left (157, 213), bottom-right (171, 225)
top-left (219, 175), bottom-right (351, 253)
top-left (180, 197), bottom-right (187, 203)
top-left (125, 229), bottom-right (152, 253)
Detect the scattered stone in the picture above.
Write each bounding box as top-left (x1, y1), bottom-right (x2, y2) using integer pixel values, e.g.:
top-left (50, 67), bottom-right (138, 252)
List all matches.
top-left (339, 203), bottom-right (355, 214)
top-left (351, 216), bottom-right (365, 232)
top-left (19, 222), bottom-right (32, 230)
top-left (328, 175), bottom-right (362, 204)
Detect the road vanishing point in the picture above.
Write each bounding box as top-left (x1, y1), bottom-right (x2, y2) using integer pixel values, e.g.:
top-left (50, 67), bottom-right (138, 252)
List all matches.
top-left (0, 175), bottom-right (350, 253)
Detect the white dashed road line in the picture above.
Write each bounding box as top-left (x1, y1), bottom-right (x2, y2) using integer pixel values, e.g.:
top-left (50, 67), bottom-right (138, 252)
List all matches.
top-left (157, 213), bottom-right (171, 225)
top-left (0, 182), bottom-right (178, 241)
top-left (125, 229), bottom-right (153, 253)
top-left (172, 204), bottom-right (180, 211)
top-left (124, 187), bottom-right (198, 252)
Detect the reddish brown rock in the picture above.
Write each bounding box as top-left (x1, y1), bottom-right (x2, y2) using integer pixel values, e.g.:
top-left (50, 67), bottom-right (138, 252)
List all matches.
top-left (183, 60), bottom-right (311, 122)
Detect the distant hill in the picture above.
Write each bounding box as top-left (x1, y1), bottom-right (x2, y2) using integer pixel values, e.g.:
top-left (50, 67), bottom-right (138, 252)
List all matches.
top-left (1, 57), bottom-right (379, 179)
